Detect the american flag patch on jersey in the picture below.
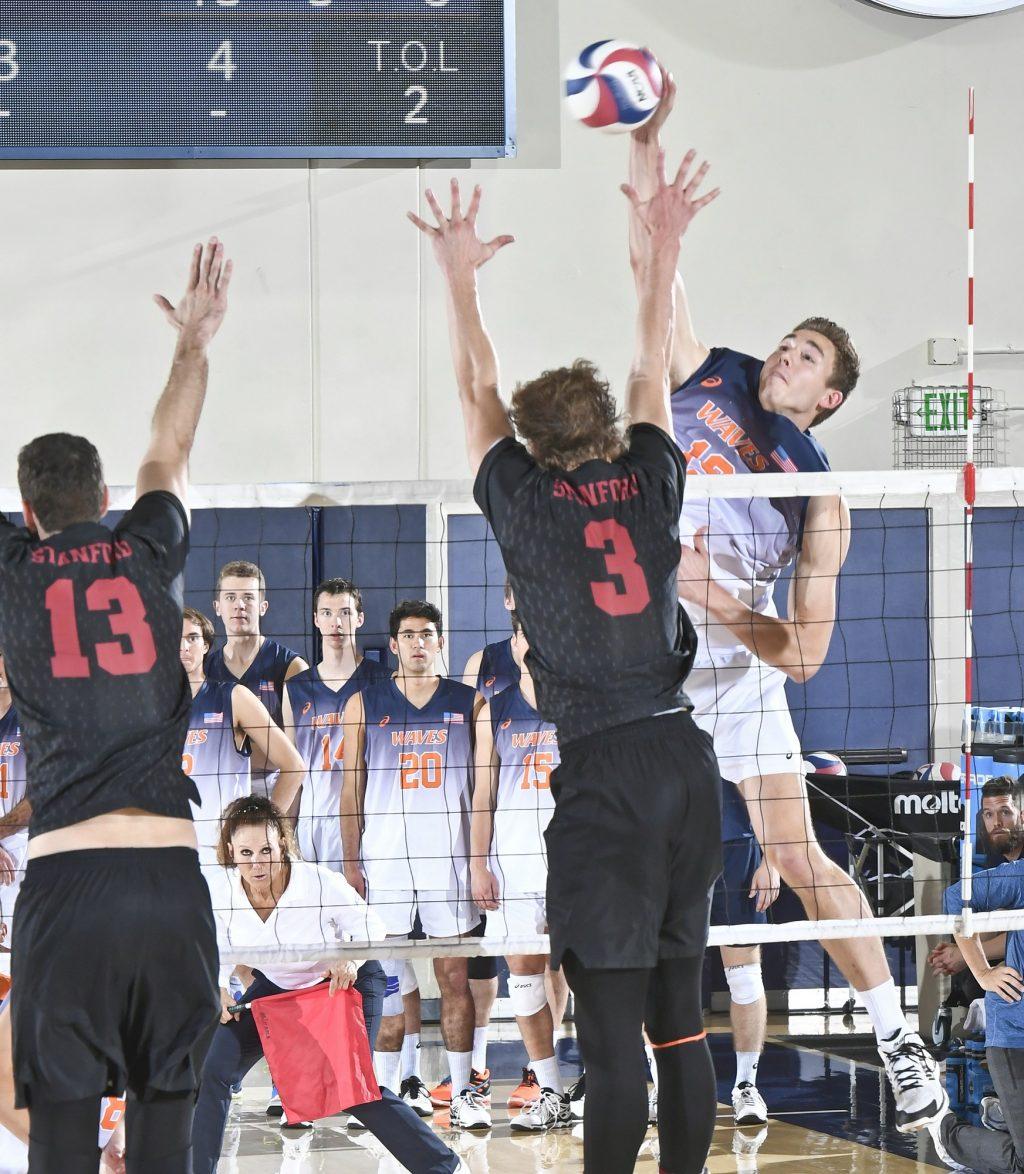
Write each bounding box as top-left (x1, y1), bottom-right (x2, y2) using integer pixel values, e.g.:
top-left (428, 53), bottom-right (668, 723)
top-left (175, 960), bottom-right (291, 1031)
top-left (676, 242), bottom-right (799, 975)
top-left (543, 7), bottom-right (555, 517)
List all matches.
top-left (443, 712), bottom-right (464, 724)
top-left (204, 713), bottom-right (224, 724)
top-left (260, 681), bottom-right (275, 693)
top-left (770, 446), bottom-right (799, 473)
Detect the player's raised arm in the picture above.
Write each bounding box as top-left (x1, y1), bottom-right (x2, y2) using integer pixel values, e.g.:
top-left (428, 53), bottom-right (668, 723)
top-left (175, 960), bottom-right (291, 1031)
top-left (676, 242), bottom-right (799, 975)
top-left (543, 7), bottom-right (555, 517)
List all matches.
top-left (408, 180), bottom-right (515, 475)
top-left (628, 69), bottom-right (710, 387)
top-left (138, 238), bottom-right (233, 516)
top-left (622, 149), bottom-right (719, 434)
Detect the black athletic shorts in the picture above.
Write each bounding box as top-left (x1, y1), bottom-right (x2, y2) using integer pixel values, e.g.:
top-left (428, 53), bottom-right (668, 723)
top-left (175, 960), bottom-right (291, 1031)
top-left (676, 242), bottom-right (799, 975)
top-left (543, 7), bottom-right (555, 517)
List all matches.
top-left (544, 710), bottom-right (722, 970)
top-left (12, 847), bottom-right (220, 1107)
top-left (467, 918), bottom-right (498, 981)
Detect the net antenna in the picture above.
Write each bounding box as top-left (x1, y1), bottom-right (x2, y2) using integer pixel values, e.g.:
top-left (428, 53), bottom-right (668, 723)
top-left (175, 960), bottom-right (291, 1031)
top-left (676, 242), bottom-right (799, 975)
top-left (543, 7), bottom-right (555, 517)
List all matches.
top-left (962, 86), bottom-right (977, 932)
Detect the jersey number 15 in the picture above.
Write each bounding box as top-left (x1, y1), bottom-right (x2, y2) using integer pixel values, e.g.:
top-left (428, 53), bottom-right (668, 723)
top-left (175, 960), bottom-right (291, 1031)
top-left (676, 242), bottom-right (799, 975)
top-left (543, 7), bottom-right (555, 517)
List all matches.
top-left (45, 577), bottom-right (157, 679)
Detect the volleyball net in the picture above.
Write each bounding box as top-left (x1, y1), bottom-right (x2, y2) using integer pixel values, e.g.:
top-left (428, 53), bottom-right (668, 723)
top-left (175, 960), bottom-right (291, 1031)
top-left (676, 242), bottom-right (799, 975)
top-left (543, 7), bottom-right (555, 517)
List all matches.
top-left (46, 465), bottom-right (1024, 966)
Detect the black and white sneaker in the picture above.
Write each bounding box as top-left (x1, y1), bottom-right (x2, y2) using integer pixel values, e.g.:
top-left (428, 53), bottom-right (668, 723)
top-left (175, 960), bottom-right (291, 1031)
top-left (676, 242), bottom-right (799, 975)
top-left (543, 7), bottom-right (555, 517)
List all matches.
top-left (878, 1029), bottom-right (948, 1133)
top-left (980, 1094), bottom-right (1009, 1133)
top-left (732, 1082), bottom-right (768, 1126)
top-left (400, 1075), bottom-right (434, 1117)
top-left (510, 1088), bottom-right (572, 1132)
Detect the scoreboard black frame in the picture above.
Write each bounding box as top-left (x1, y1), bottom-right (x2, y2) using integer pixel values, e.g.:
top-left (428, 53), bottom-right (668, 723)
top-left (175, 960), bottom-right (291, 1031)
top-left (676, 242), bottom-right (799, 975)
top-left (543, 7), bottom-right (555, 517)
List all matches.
top-left (0, 1), bottom-right (516, 160)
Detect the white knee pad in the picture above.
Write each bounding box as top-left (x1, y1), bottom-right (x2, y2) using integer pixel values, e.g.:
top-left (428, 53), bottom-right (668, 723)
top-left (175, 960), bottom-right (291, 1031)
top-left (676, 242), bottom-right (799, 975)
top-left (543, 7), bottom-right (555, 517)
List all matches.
top-left (382, 960), bottom-right (404, 1017)
top-left (508, 972), bottom-right (547, 1019)
top-left (399, 960), bottom-right (419, 997)
top-left (725, 962), bottom-right (764, 1007)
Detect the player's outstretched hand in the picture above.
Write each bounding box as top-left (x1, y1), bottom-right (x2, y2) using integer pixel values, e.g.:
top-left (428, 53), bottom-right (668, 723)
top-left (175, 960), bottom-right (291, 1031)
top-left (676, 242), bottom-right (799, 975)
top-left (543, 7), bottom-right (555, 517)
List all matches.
top-left (980, 963), bottom-right (1024, 1003)
top-left (154, 238), bottom-right (233, 347)
top-left (0, 846), bottom-right (16, 888)
top-left (632, 63), bottom-right (677, 146)
top-left (408, 179), bottom-right (515, 276)
top-left (621, 148), bottom-right (719, 246)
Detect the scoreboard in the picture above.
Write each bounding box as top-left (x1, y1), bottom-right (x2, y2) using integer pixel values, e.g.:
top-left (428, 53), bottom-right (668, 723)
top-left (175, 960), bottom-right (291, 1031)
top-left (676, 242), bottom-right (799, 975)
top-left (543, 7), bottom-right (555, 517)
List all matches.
top-left (0, 1), bottom-right (515, 159)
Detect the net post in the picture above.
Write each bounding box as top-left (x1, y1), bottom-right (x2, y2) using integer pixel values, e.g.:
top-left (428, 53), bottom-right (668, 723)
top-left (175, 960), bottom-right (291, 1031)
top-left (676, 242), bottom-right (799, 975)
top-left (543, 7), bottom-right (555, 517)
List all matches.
top-left (961, 86), bottom-right (976, 927)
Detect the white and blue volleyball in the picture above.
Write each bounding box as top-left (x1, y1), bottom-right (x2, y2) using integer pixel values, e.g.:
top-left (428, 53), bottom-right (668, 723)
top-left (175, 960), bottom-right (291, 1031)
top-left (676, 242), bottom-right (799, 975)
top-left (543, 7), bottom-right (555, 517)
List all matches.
top-left (914, 761), bottom-right (961, 784)
top-left (802, 751), bottom-right (847, 777)
top-left (565, 41), bottom-right (663, 134)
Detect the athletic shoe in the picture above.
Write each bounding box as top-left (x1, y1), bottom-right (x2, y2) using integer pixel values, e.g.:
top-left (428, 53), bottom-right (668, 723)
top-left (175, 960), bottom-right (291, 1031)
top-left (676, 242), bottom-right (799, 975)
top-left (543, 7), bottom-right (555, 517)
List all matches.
top-left (648, 1084), bottom-right (658, 1125)
top-left (732, 1082), bottom-right (768, 1126)
top-left (566, 1073), bottom-right (585, 1121)
top-left (400, 1074), bottom-right (434, 1117)
top-left (510, 1088), bottom-right (573, 1132)
top-left (279, 1116), bottom-right (314, 1131)
top-left (508, 1066), bottom-right (541, 1108)
top-left (229, 1079), bottom-right (244, 1101)
top-left (449, 1088), bottom-right (492, 1130)
top-left (345, 1112), bottom-right (368, 1132)
top-left (280, 1131), bottom-right (313, 1160)
top-left (429, 1074), bottom-right (453, 1107)
top-left (926, 1114), bottom-right (970, 1171)
top-left (732, 1126), bottom-right (768, 1174)
top-left (265, 1087), bottom-right (283, 1119)
top-left (981, 1094), bottom-right (1009, 1132)
top-left (877, 1029), bottom-right (948, 1133)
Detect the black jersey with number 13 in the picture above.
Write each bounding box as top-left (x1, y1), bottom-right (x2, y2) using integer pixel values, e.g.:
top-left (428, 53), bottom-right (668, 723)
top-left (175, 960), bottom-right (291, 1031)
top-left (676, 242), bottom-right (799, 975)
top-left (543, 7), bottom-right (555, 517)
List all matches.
top-left (0, 491), bottom-right (197, 838)
top-left (474, 424), bottom-right (696, 746)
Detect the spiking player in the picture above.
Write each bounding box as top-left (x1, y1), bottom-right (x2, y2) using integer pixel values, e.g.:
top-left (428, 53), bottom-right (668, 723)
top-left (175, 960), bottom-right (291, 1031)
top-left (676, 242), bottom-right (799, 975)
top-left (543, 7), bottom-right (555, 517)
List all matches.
top-left (342, 601), bottom-right (488, 1130)
top-left (179, 607), bottom-right (306, 863)
top-left (471, 613), bottom-right (570, 1132)
top-left (283, 578), bottom-right (390, 870)
top-left (0, 239), bottom-right (229, 1173)
top-left (629, 74), bottom-right (945, 1131)
top-left (411, 161), bottom-right (723, 1173)
top-left (207, 560), bottom-right (308, 797)
top-left (0, 654), bottom-right (30, 944)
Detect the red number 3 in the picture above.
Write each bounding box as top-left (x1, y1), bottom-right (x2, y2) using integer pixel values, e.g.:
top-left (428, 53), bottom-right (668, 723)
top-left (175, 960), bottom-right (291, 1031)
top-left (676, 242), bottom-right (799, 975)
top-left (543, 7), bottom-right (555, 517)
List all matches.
top-left (45, 576), bottom-right (158, 679)
top-left (584, 520), bottom-right (651, 617)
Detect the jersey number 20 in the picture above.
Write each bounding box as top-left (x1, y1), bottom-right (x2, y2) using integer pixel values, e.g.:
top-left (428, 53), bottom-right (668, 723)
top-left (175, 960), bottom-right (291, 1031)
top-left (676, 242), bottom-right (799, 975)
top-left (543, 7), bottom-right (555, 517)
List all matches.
top-left (44, 577), bottom-right (157, 679)
top-left (584, 520), bottom-right (651, 617)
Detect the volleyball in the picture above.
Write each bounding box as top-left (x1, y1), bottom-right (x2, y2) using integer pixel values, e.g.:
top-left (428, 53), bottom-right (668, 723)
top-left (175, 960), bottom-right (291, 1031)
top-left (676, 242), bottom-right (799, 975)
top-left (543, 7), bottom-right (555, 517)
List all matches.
top-left (564, 40), bottom-right (664, 133)
top-left (914, 761), bottom-right (962, 783)
top-left (802, 750), bottom-right (848, 776)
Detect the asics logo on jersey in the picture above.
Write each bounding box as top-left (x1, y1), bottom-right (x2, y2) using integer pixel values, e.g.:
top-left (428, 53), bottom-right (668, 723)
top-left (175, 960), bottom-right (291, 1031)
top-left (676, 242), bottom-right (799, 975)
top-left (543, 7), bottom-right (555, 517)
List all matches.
top-left (701, 376), bottom-right (723, 388)
top-left (500, 718), bottom-right (512, 729)
top-left (379, 715), bottom-right (390, 727)
top-left (302, 701), bottom-right (312, 716)
top-left (485, 676), bottom-right (497, 688)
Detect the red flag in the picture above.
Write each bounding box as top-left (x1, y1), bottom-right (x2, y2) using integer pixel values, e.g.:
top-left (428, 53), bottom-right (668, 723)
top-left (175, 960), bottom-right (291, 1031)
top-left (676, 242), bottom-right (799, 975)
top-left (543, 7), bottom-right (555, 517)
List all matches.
top-left (252, 983), bottom-right (382, 1122)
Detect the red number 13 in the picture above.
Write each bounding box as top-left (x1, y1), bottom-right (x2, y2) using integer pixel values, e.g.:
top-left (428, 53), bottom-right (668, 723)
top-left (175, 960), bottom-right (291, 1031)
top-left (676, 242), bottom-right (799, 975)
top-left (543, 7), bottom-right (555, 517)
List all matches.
top-left (584, 520), bottom-right (651, 617)
top-left (45, 577), bottom-right (158, 679)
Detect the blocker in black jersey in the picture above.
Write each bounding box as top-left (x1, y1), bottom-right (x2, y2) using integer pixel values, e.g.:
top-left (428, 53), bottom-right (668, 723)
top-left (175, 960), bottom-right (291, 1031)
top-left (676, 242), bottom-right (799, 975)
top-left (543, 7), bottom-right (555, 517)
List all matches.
top-left (0, 491), bottom-right (198, 837)
top-left (475, 423), bottom-right (721, 969)
top-left (474, 423), bottom-right (697, 747)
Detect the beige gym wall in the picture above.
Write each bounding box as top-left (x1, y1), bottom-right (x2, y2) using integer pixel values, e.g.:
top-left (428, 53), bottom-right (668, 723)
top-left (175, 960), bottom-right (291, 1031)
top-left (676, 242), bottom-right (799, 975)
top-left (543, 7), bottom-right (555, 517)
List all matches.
top-left (0, 0), bottom-right (1021, 486)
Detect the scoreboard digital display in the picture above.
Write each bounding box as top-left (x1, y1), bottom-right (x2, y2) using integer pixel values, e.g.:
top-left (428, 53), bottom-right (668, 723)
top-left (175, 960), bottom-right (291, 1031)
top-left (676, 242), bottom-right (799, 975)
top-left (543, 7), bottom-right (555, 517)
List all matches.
top-left (0, 1), bottom-right (515, 159)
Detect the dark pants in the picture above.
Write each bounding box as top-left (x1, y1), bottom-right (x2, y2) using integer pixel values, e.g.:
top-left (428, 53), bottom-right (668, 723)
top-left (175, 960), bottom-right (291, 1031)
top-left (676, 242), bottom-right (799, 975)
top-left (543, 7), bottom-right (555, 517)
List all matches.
top-left (941, 1045), bottom-right (1024, 1173)
top-left (192, 963), bottom-right (457, 1174)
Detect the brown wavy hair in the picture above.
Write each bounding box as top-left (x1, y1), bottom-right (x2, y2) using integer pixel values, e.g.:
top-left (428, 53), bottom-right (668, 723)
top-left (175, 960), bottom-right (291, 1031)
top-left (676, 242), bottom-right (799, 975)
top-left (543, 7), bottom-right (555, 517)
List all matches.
top-left (510, 360), bottom-right (624, 470)
top-left (215, 794), bottom-right (302, 867)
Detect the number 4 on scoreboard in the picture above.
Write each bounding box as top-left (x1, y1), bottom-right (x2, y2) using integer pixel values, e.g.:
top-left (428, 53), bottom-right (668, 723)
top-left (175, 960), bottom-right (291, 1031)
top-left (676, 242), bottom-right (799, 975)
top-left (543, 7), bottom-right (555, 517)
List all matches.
top-left (208, 40), bottom-right (237, 82)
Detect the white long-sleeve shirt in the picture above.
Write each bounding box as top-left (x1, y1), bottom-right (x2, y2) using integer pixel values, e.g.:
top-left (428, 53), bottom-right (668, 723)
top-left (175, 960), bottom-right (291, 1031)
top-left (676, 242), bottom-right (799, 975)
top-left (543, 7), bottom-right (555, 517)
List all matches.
top-left (206, 861), bottom-right (386, 990)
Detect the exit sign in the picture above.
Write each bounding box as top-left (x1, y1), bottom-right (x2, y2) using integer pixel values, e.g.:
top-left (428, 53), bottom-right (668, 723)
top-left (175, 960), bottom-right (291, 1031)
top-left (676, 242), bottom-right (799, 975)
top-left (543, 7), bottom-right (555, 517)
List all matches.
top-left (908, 387), bottom-right (971, 436)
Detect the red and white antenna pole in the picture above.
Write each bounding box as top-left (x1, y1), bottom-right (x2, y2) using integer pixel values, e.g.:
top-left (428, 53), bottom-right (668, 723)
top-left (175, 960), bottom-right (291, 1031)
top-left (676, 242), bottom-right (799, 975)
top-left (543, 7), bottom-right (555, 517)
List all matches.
top-left (962, 86), bottom-right (976, 929)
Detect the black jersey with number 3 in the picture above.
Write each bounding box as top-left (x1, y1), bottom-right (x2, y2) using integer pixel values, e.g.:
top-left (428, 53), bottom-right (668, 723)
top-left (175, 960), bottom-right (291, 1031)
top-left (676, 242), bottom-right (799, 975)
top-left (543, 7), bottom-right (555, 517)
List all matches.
top-left (474, 425), bottom-right (696, 746)
top-left (0, 491), bottom-right (197, 837)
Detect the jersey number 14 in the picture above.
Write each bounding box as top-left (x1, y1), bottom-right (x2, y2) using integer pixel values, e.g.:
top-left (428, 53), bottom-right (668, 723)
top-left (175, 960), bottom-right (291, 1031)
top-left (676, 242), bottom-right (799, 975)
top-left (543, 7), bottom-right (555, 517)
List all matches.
top-left (44, 577), bottom-right (157, 679)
